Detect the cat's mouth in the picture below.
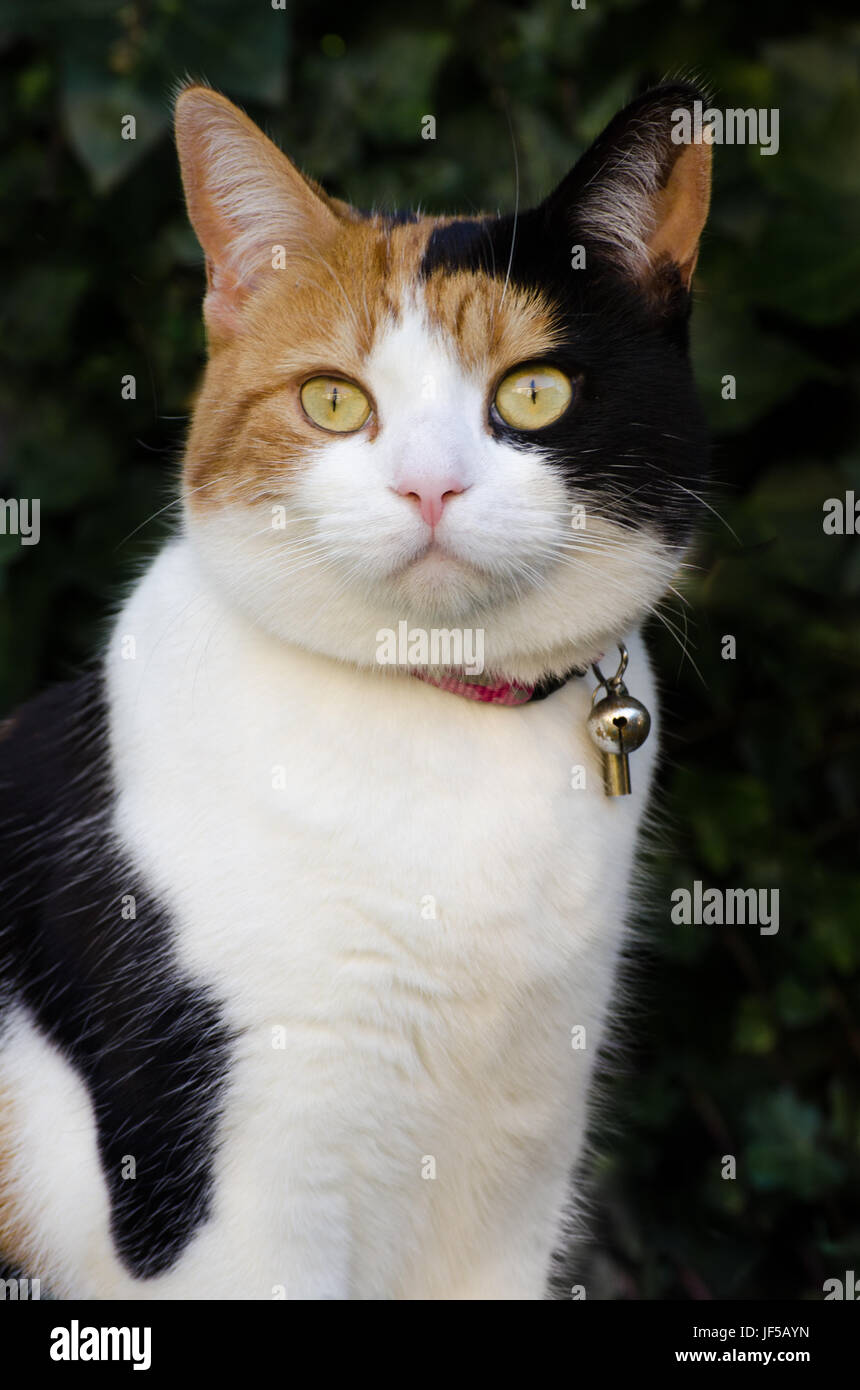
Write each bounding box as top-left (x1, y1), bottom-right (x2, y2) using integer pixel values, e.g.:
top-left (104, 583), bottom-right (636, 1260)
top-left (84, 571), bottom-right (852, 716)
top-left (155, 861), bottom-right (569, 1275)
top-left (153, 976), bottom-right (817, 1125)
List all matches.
top-left (403, 537), bottom-right (478, 579)
top-left (385, 534), bottom-right (522, 621)
top-left (416, 538), bottom-right (456, 561)
top-left (392, 532), bottom-right (454, 567)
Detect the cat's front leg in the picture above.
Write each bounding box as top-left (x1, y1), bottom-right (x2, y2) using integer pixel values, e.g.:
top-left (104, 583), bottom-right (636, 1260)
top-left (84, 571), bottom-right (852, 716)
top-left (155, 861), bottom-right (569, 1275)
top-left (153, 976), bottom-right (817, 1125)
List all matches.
top-left (414, 1172), bottom-right (576, 1301)
top-left (75, 1225), bottom-right (353, 1300)
top-left (142, 1191), bottom-right (354, 1300)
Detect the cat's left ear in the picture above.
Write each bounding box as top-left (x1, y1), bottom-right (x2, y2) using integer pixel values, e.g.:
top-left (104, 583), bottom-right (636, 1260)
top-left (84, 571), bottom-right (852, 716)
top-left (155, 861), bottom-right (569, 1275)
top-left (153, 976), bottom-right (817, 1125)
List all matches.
top-left (547, 84), bottom-right (712, 299)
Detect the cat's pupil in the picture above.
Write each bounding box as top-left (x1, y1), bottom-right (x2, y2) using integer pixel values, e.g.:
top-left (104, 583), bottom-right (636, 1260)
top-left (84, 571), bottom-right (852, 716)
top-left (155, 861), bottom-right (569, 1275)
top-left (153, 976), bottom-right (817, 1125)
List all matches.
top-left (330, 385), bottom-right (339, 413)
top-left (529, 380), bottom-right (537, 404)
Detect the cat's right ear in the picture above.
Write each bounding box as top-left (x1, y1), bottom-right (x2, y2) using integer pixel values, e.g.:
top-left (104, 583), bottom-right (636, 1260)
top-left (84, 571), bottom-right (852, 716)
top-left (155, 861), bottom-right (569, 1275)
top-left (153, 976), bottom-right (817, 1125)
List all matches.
top-left (174, 86), bottom-right (341, 340)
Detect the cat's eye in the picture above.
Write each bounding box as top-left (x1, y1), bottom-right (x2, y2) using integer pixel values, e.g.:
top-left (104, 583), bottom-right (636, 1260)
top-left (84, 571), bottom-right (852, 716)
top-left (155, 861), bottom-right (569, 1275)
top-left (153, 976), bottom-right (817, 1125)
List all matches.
top-left (494, 364), bottom-right (573, 431)
top-left (300, 376), bottom-right (371, 433)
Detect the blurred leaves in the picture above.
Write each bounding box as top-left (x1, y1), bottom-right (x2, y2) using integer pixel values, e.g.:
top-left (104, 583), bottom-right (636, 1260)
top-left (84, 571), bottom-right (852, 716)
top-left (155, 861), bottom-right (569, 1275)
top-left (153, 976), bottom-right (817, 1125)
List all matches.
top-left (62, 69), bottom-right (167, 191)
top-left (746, 1089), bottom-right (844, 1199)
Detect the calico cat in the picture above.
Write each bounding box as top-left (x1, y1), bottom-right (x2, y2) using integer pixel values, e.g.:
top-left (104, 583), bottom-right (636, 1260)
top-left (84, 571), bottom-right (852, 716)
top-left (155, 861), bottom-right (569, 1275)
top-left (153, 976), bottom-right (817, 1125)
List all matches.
top-left (0, 82), bottom-right (711, 1299)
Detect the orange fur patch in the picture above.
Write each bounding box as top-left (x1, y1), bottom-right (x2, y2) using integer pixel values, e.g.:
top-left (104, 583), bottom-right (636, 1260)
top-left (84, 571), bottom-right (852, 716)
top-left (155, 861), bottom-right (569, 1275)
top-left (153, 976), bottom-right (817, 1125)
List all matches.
top-left (183, 213), bottom-right (561, 510)
top-left (0, 1082), bottom-right (35, 1276)
top-left (422, 265), bottom-right (562, 382)
top-left (648, 141), bottom-right (712, 289)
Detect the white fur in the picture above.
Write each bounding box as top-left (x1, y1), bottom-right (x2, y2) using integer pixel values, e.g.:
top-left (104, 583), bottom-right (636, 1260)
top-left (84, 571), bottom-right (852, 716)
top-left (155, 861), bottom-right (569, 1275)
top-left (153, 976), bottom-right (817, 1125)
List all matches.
top-left (4, 299), bottom-right (671, 1299)
top-left (190, 300), bottom-right (679, 685)
top-left (577, 123), bottom-right (663, 277)
top-left (3, 539), bottom-right (658, 1299)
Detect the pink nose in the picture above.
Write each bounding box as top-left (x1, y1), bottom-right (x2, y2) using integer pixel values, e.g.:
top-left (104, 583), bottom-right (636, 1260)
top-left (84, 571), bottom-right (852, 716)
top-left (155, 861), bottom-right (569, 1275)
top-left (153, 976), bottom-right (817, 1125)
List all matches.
top-left (393, 477), bottom-right (467, 528)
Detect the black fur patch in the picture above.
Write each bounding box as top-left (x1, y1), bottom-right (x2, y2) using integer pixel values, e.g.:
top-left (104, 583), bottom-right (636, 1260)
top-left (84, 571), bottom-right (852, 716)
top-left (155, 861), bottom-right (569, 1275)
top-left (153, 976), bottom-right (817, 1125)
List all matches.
top-left (420, 87), bottom-right (710, 544)
top-left (0, 674), bottom-right (233, 1282)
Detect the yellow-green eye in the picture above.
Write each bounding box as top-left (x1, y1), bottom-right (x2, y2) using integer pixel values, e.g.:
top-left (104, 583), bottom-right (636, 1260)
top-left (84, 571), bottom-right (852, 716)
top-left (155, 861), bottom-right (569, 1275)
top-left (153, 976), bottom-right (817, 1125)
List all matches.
top-left (300, 376), bottom-right (371, 433)
top-left (494, 364), bottom-right (573, 431)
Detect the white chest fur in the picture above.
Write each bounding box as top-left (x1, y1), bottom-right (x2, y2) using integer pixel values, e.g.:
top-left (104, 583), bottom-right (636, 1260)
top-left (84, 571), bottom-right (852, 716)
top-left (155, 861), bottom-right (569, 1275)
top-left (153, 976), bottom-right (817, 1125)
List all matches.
top-left (103, 539), bottom-right (658, 1299)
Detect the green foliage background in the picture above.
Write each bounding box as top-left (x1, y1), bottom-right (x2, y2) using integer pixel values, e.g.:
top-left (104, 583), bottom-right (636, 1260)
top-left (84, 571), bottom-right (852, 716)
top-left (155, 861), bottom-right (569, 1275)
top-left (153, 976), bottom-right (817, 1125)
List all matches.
top-left (1, 0), bottom-right (858, 1299)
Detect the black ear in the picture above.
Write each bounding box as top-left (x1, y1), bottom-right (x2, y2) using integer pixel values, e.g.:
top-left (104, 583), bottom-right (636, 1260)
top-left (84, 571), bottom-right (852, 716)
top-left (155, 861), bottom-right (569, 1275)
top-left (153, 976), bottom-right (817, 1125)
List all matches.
top-left (546, 84), bottom-right (712, 297)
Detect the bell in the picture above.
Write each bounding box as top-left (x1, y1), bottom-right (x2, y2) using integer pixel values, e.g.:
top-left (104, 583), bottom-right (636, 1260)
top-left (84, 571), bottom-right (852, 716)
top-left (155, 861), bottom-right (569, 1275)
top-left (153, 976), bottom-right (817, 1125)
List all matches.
top-left (587, 689), bottom-right (651, 797)
top-left (587, 692), bottom-right (651, 755)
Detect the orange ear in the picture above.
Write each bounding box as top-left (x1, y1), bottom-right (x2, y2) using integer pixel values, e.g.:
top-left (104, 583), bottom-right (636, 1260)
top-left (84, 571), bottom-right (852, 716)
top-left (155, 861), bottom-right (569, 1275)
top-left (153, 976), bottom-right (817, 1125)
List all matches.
top-left (647, 141), bottom-right (712, 289)
top-left (174, 86), bottom-right (340, 339)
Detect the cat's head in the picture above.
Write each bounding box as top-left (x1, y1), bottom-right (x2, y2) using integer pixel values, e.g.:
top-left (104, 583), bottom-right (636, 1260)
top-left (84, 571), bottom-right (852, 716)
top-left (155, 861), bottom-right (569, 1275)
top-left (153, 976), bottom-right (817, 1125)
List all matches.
top-left (175, 84), bottom-right (711, 684)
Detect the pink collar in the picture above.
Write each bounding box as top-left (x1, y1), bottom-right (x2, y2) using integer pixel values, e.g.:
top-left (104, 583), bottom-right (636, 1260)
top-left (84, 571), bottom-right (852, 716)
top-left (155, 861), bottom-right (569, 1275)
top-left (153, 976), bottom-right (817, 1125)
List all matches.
top-left (410, 654), bottom-right (601, 706)
top-left (411, 670), bottom-right (535, 705)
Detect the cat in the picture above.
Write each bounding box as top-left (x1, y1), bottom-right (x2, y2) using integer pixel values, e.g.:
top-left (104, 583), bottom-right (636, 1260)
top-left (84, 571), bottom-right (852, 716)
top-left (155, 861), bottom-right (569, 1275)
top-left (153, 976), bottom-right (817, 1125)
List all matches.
top-left (0, 81), bottom-right (710, 1300)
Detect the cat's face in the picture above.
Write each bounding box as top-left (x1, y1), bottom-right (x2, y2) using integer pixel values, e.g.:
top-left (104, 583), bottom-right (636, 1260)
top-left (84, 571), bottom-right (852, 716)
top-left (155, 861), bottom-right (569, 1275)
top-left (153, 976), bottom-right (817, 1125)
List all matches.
top-left (176, 85), bottom-right (711, 682)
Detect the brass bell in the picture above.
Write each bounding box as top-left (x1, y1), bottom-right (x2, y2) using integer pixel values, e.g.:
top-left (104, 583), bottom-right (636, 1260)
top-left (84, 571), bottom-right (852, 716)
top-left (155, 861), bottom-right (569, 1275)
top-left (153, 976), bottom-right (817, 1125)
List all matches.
top-left (586, 645), bottom-right (651, 797)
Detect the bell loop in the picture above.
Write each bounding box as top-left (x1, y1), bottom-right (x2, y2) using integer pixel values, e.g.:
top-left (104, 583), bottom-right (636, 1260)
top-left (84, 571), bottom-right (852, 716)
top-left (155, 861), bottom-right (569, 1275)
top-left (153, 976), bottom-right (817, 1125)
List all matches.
top-left (590, 642), bottom-right (629, 703)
